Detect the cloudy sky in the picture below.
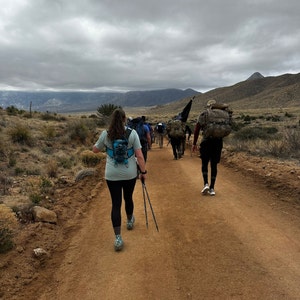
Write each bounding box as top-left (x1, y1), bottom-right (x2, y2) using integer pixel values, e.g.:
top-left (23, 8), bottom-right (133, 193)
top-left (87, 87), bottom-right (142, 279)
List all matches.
top-left (0, 0), bottom-right (299, 93)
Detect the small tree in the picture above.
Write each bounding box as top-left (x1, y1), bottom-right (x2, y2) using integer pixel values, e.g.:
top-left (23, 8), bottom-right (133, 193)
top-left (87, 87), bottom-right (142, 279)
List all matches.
top-left (97, 104), bottom-right (121, 117)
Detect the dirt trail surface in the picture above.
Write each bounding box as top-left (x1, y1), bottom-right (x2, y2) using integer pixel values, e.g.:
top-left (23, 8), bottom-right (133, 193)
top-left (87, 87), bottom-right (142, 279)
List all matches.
top-left (3, 142), bottom-right (300, 300)
top-left (34, 142), bottom-right (300, 300)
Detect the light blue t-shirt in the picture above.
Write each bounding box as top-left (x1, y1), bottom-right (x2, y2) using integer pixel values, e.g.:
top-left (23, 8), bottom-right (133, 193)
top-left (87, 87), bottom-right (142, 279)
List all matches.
top-left (94, 127), bottom-right (142, 181)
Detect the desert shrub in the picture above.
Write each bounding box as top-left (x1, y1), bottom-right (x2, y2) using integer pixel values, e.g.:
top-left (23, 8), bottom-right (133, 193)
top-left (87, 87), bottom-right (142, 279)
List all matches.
top-left (40, 176), bottom-right (52, 189)
top-left (284, 112), bottom-right (293, 118)
top-left (266, 115), bottom-right (281, 122)
top-left (6, 105), bottom-right (19, 116)
top-left (42, 125), bottom-right (56, 140)
top-left (8, 152), bottom-right (17, 167)
top-left (231, 121), bottom-right (245, 131)
top-left (25, 168), bottom-right (41, 176)
top-left (29, 193), bottom-right (42, 204)
top-left (46, 160), bottom-right (58, 178)
top-left (0, 204), bottom-right (18, 253)
top-left (67, 119), bottom-right (97, 144)
top-left (40, 112), bottom-right (58, 121)
top-left (58, 155), bottom-right (75, 169)
top-left (282, 128), bottom-right (300, 158)
top-left (41, 146), bottom-right (54, 155)
top-left (81, 150), bottom-right (105, 167)
top-left (68, 121), bottom-right (89, 144)
top-left (0, 227), bottom-right (14, 253)
top-left (8, 124), bottom-right (33, 146)
top-left (264, 140), bottom-right (288, 157)
top-left (0, 140), bottom-right (6, 161)
top-left (234, 126), bottom-right (278, 141)
top-left (15, 167), bottom-right (25, 175)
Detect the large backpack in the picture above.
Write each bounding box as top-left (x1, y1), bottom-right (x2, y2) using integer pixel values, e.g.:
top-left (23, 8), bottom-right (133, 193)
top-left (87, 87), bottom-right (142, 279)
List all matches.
top-left (106, 128), bottom-right (134, 166)
top-left (166, 119), bottom-right (186, 139)
top-left (129, 117), bottom-right (147, 145)
top-left (198, 104), bottom-right (233, 138)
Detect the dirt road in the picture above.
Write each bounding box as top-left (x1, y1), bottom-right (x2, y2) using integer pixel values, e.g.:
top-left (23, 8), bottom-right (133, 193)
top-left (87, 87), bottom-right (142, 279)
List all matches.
top-left (38, 142), bottom-right (300, 300)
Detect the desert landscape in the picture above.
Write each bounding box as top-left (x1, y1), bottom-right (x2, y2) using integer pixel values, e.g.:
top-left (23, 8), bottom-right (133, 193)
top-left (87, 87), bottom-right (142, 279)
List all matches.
top-left (0, 99), bottom-right (299, 299)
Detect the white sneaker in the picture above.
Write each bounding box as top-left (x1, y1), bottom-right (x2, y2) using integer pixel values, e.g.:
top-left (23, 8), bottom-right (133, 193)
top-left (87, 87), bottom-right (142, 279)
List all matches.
top-left (201, 184), bottom-right (210, 194)
top-left (209, 188), bottom-right (215, 196)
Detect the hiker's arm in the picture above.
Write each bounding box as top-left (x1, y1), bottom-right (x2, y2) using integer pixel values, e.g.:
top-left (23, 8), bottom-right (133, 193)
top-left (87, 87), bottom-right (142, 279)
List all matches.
top-left (192, 123), bottom-right (200, 151)
top-left (146, 132), bottom-right (151, 149)
top-left (135, 148), bottom-right (147, 179)
top-left (93, 131), bottom-right (105, 153)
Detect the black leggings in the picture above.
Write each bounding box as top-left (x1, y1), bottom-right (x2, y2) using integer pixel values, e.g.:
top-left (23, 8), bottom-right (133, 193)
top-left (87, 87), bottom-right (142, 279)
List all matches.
top-left (106, 178), bottom-right (136, 228)
top-left (170, 137), bottom-right (182, 159)
top-left (200, 138), bottom-right (223, 188)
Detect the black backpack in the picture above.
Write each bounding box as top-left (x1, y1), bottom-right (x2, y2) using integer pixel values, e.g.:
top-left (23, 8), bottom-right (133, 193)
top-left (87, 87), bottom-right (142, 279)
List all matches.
top-left (129, 117), bottom-right (147, 145)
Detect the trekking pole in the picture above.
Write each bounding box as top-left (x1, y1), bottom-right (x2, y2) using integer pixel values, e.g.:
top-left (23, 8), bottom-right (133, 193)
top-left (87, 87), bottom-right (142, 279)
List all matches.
top-left (141, 178), bottom-right (148, 228)
top-left (142, 181), bottom-right (159, 232)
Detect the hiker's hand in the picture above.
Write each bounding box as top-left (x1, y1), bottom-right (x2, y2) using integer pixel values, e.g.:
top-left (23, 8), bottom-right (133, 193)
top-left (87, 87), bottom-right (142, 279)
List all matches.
top-left (192, 145), bottom-right (197, 152)
top-left (139, 173), bottom-right (146, 183)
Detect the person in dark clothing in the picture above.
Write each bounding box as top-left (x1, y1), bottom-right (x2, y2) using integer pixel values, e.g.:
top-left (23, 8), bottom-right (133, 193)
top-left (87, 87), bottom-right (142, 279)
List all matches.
top-left (192, 100), bottom-right (223, 196)
top-left (169, 136), bottom-right (183, 160)
top-left (185, 125), bottom-right (192, 140)
top-left (181, 124), bottom-right (192, 156)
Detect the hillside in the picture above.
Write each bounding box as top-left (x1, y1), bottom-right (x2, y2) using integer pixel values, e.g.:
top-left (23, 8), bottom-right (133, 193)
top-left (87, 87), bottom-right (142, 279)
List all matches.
top-left (150, 72), bottom-right (300, 118)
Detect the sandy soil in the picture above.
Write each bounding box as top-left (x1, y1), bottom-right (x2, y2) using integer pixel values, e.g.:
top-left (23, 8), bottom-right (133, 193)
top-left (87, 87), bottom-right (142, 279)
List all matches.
top-left (1, 141), bottom-right (300, 300)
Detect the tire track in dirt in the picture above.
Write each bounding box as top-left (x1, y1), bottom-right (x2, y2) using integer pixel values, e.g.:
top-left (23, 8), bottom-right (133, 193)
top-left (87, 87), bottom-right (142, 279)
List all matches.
top-left (39, 141), bottom-right (300, 300)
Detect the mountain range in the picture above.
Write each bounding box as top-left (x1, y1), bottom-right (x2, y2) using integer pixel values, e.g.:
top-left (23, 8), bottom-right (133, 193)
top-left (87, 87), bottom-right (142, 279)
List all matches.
top-left (0, 72), bottom-right (299, 113)
top-left (0, 88), bottom-right (199, 113)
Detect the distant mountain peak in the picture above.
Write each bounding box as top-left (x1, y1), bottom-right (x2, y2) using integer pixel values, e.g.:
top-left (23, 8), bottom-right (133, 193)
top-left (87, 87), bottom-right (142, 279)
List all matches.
top-left (247, 72), bottom-right (264, 80)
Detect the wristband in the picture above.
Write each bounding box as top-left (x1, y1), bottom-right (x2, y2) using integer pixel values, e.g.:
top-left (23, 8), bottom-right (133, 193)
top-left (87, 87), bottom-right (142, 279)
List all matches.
top-left (141, 170), bottom-right (147, 174)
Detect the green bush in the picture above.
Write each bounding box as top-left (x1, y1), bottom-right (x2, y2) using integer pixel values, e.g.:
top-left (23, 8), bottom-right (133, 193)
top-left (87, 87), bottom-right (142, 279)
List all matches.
top-left (29, 193), bottom-right (42, 204)
top-left (0, 226), bottom-right (14, 253)
top-left (67, 120), bottom-right (96, 144)
top-left (234, 126), bottom-right (278, 141)
top-left (9, 124), bottom-right (33, 146)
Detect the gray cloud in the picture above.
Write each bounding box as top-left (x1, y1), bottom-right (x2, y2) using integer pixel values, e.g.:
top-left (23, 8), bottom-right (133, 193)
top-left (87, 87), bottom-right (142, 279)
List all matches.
top-left (0, 0), bottom-right (299, 92)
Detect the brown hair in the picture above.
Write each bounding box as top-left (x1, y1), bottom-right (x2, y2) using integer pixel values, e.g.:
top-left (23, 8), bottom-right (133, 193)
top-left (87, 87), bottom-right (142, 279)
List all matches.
top-left (107, 108), bottom-right (126, 141)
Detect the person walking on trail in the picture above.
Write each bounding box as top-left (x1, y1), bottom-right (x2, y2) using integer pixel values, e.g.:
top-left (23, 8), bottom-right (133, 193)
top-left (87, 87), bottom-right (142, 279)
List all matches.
top-left (128, 116), bottom-right (152, 162)
top-left (169, 135), bottom-right (183, 160)
top-left (141, 115), bottom-right (152, 161)
top-left (93, 108), bottom-right (147, 251)
top-left (192, 99), bottom-right (223, 196)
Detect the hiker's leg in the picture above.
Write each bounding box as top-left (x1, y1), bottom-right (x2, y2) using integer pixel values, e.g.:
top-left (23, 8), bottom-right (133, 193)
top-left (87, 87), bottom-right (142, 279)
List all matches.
top-left (200, 140), bottom-right (209, 184)
top-left (106, 180), bottom-right (122, 235)
top-left (201, 158), bottom-right (209, 185)
top-left (123, 178), bottom-right (136, 220)
top-left (210, 138), bottom-right (223, 189)
top-left (171, 139), bottom-right (177, 159)
top-left (210, 161), bottom-right (217, 189)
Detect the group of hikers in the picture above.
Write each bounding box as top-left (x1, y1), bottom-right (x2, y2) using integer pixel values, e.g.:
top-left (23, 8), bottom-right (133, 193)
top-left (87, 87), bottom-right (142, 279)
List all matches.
top-left (93, 99), bottom-right (233, 251)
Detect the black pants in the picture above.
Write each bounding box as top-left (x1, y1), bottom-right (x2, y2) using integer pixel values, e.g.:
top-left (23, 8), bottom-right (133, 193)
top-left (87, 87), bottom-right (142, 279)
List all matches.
top-left (170, 137), bottom-right (182, 159)
top-left (106, 178), bottom-right (136, 229)
top-left (200, 138), bottom-right (223, 188)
